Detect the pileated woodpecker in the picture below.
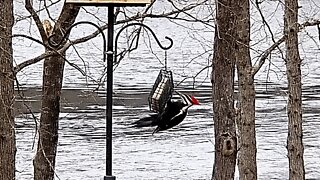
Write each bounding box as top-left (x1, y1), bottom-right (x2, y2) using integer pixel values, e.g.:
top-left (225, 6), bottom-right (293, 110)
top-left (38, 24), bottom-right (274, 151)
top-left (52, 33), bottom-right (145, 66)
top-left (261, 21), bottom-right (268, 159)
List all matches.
top-left (133, 91), bottom-right (200, 134)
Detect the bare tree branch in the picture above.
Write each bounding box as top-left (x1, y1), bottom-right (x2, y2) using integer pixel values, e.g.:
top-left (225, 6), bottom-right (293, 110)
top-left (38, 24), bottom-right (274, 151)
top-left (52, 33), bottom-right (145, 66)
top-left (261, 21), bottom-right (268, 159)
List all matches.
top-left (14, 51), bottom-right (55, 73)
top-left (16, 0), bottom-right (61, 22)
top-left (117, 1), bottom-right (209, 23)
top-left (300, 19), bottom-right (320, 29)
top-left (252, 19), bottom-right (320, 75)
top-left (14, 1), bottom-right (211, 91)
top-left (25, 0), bottom-right (48, 42)
top-left (168, 0), bottom-right (213, 27)
top-left (252, 36), bottom-right (286, 75)
top-left (12, 34), bottom-right (83, 75)
top-left (254, 0), bottom-right (285, 62)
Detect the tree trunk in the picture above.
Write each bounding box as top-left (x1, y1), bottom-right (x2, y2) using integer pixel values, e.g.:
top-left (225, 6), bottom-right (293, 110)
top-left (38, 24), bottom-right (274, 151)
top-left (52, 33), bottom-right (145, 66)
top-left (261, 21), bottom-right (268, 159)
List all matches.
top-left (0, 1), bottom-right (16, 179)
top-left (33, 4), bottom-right (80, 180)
top-left (284, 0), bottom-right (305, 179)
top-left (212, 0), bottom-right (237, 179)
top-left (235, 1), bottom-right (257, 179)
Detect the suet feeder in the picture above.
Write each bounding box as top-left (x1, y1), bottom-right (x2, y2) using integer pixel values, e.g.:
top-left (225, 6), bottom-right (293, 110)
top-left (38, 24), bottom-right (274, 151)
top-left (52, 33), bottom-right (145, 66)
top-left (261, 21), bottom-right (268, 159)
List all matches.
top-left (148, 69), bottom-right (174, 113)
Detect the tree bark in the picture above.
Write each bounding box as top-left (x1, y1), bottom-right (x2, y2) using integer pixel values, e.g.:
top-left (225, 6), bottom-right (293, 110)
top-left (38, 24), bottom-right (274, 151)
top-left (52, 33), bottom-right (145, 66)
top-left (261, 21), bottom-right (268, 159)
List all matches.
top-left (235, 1), bottom-right (257, 179)
top-left (284, 0), bottom-right (305, 179)
top-left (33, 4), bottom-right (80, 180)
top-left (0, 0), bottom-right (16, 179)
top-left (212, 0), bottom-right (237, 179)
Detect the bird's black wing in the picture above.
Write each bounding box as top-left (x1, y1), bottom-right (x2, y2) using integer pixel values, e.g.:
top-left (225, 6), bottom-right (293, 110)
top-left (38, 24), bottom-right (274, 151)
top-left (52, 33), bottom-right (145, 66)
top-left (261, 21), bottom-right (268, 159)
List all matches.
top-left (132, 113), bottom-right (159, 127)
top-left (153, 100), bottom-right (187, 132)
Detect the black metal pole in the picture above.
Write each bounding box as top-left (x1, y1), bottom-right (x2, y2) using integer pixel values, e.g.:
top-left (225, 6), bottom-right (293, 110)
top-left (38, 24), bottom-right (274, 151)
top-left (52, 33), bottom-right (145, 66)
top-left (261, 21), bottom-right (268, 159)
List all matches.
top-left (105, 5), bottom-right (116, 180)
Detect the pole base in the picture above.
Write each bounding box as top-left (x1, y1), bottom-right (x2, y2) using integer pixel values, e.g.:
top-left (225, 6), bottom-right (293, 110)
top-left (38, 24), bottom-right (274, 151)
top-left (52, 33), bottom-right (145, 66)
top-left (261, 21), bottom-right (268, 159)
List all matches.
top-left (104, 175), bottom-right (116, 180)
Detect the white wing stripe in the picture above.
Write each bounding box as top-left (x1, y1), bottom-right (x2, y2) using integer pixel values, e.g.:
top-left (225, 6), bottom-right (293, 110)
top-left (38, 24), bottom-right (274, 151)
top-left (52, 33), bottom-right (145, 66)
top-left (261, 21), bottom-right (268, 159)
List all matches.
top-left (169, 106), bottom-right (189, 121)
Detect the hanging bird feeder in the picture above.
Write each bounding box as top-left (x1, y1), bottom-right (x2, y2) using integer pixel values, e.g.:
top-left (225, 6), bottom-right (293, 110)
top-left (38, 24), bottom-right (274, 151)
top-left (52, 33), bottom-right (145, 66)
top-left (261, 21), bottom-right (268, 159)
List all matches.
top-left (148, 52), bottom-right (174, 113)
top-left (148, 69), bottom-right (174, 113)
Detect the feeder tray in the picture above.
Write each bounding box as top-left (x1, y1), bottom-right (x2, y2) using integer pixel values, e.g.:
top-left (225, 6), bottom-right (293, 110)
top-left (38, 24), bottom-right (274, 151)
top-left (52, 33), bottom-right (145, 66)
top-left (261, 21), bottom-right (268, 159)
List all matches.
top-left (148, 70), bottom-right (174, 113)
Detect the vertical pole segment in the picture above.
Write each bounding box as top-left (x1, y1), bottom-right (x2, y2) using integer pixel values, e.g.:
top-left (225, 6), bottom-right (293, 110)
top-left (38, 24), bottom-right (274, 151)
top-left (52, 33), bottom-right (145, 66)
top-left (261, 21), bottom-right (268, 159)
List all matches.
top-left (105, 5), bottom-right (116, 180)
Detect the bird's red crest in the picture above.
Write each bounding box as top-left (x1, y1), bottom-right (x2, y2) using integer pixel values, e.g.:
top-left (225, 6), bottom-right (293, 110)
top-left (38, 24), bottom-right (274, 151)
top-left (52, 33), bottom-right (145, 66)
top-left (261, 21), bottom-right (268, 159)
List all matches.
top-left (191, 96), bottom-right (200, 105)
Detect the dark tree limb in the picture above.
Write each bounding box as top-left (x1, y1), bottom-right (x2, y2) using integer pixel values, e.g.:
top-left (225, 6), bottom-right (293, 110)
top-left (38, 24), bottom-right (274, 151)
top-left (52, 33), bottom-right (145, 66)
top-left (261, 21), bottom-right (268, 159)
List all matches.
top-left (14, 1), bottom-right (209, 74)
top-left (25, 0), bottom-right (48, 42)
top-left (252, 19), bottom-right (320, 75)
top-left (252, 36), bottom-right (286, 75)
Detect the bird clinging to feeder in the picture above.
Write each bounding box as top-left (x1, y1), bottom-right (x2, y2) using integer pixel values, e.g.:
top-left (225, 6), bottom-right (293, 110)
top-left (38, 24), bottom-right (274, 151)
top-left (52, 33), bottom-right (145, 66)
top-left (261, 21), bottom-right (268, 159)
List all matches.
top-left (133, 91), bottom-right (200, 134)
top-left (133, 50), bottom-right (200, 134)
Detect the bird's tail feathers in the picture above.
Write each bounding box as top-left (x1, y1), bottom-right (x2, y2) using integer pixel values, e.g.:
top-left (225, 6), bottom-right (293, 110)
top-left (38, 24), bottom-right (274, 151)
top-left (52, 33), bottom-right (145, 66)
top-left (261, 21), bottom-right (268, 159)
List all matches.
top-left (133, 114), bottom-right (158, 127)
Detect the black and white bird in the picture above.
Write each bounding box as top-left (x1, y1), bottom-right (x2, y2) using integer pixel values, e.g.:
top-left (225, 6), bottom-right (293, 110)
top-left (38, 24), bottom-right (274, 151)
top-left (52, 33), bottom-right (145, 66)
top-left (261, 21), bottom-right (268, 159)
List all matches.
top-left (133, 91), bottom-right (200, 134)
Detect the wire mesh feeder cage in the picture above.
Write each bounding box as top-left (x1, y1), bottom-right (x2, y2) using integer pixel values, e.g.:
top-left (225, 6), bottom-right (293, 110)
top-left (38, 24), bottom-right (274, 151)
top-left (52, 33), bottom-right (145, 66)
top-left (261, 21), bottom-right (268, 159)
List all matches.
top-left (148, 69), bottom-right (174, 113)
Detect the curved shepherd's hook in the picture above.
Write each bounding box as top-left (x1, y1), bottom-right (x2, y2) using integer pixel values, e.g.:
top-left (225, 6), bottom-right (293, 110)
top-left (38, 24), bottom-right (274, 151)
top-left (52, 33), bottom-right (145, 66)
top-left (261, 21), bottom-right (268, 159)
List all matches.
top-left (48, 21), bottom-right (107, 62)
top-left (114, 22), bottom-right (174, 63)
top-left (47, 22), bottom-right (173, 65)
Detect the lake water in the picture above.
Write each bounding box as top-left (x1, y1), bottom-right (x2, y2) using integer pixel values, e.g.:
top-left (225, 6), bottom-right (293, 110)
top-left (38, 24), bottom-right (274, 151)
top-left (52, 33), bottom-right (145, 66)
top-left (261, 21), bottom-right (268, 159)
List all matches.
top-left (12, 0), bottom-right (320, 179)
